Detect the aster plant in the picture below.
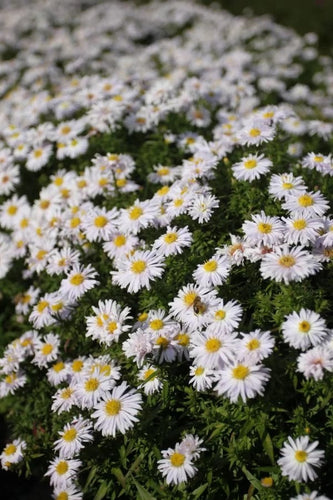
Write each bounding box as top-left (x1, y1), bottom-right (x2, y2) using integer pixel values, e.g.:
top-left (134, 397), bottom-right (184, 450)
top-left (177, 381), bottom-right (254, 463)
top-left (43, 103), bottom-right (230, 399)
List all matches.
top-left (0, 1), bottom-right (332, 499)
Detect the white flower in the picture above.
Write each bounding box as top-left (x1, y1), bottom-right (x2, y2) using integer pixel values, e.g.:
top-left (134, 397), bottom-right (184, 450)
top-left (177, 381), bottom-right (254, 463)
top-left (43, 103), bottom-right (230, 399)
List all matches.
top-left (138, 364), bottom-right (162, 395)
top-left (32, 333), bottom-right (61, 368)
top-left (277, 436), bottom-right (325, 482)
top-left (232, 153), bottom-right (272, 181)
top-left (260, 245), bottom-right (321, 284)
top-left (214, 360), bottom-right (270, 402)
top-left (242, 211), bottom-right (284, 246)
top-left (238, 330), bottom-right (275, 363)
top-left (81, 206), bottom-right (118, 242)
top-left (282, 309), bottom-right (328, 351)
top-left (91, 382), bottom-right (142, 437)
top-left (189, 364), bottom-right (216, 391)
top-left (60, 264), bottom-right (99, 301)
top-left (111, 250), bottom-right (164, 293)
top-left (187, 193), bottom-right (219, 223)
top-left (282, 191), bottom-right (329, 217)
top-left (297, 346), bottom-right (333, 381)
top-left (122, 329), bottom-right (154, 367)
top-left (190, 329), bottom-right (238, 369)
top-left (193, 254), bottom-right (231, 287)
top-left (53, 416), bottom-right (94, 458)
top-left (152, 226), bottom-right (192, 256)
top-left (0, 438), bottom-right (26, 470)
top-left (157, 446), bottom-right (197, 485)
top-left (45, 457), bottom-right (82, 489)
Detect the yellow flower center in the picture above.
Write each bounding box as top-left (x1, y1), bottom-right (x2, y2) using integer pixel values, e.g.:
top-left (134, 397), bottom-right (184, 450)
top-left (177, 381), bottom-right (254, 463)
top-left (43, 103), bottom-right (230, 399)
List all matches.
top-left (20, 217), bottom-right (29, 228)
top-left (4, 444), bottom-right (16, 455)
top-left (278, 255), bottom-right (296, 267)
top-left (156, 336), bottom-right (169, 349)
top-left (129, 206), bottom-right (143, 220)
top-left (54, 177), bottom-right (63, 186)
top-left (205, 338), bottom-right (222, 352)
top-left (5, 373), bottom-right (17, 384)
top-left (72, 360), bottom-right (84, 372)
top-left (116, 178), bottom-right (127, 187)
top-left (295, 450), bottom-right (308, 463)
top-left (40, 199), bottom-right (50, 209)
top-left (113, 235), bottom-right (126, 247)
top-left (131, 260), bottom-right (147, 274)
top-left (61, 388), bottom-right (73, 399)
top-left (21, 294), bottom-right (31, 304)
top-left (232, 365), bottom-right (250, 380)
top-left (158, 167), bottom-right (170, 176)
top-left (293, 219), bottom-right (307, 230)
top-left (249, 128), bottom-right (261, 137)
top-left (173, 198), bottom-right (183, 207)
top-left (61, 126), bottom-right (71, 135)
top-left (184, 291), bottom-right (197, 306)
top-left (7, 205), bottom-right (18, 215)
top-left (98, 178), bottom-right (108, 187)
top-left (176, 333), bottom-right (190, 347)
top-left (55, 461), bottom-right (69, 475)
top-left (203, 260), bottom-right (218, 272)
top-left (105, 399), bottom-right (121, 416)
top-left (144, 368), bottom-right (156, 380)
top-left (263, 111), bottom-right (274, 119)
top-left (138, 312), bottom-right (148, 322)
top-left (84, 378), bottom-right (99, 392)
top-left (257, 222), bottom-right (272, 234)
top-left (77, 179), bottom-right (87, 189)
top-left (298, 320), bottom-right (311, 333)
top-left (53, 361), bottom-right (65, 372)
top-left (56, 492), bottom-right (68, 500)
top-left (69, 273), bottom-right (84, 286)
top-left (107, 321), bottom-right (118, 334)
top-left (195, 366), bottom-right (205, 376)
top-left (36, 249), bottom-right (47, 260)
top-left (244, 159), bottom-right (257, 169)
top-left (215, 309), bottom-right (226, 320)
top-left (70, 217), bottom-right (81, 228)
top-left (170, 452), bottom-right (185, 467)
top-left (41, 344), bottom-right (53, 356)
top-left (94, 216), bottom-right (108, 228)
top-left (314, 155), bottom-right (324, 163)
top-left (157, 186), bottom-right (169, 196)
top-left (37, 300), bottom-right (49, 313)
top-left (298, 194), bottom-right (313, 207)
top-left (246, 338), bottom-right (260, 351)
top-left (62, 428), bottom-right (77, 442)
top-left (164, 232), bottom-right (178, 244)
top-left (282, 182), bottom-right (293, 189)
top-left (33, 149), bottom-right (43, 158)
top-left (149, 319), bottom-right (164, 330)
top-left (261, 477), bottom-right (273, 488)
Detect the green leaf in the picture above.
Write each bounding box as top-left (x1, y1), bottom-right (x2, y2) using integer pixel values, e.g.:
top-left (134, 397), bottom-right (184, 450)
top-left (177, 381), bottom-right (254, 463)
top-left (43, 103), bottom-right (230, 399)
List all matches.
top-left (132, 478), bottom-right (157, 500)
top-left (263, 433), bottom-right (275, 465)
top-left (93, 481), bottom-right (110, 500)
top-left (192, 482), bottom-right (208, 499)
top-left (242, 466), bottom-right (263, 492)
top-left (83, 465), bottom-right (97, 491)
top-left (112, 467), bottom-right (127, 489)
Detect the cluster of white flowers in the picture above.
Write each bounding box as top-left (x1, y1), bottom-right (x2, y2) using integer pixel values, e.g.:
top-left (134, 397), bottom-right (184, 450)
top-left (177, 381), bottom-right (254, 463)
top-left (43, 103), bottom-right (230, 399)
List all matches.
top-left (0, 0), bottom-right (332, 495)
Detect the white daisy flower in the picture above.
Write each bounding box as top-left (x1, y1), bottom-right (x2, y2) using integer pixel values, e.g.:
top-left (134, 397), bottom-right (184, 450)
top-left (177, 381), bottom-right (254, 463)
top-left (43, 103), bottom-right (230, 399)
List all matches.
top-left (297, 346), bottom-right (333, 381)
top-left (260, 245), bottom-right (322, 284)
top-left (138, 364), bottom-right (162, 395)
top-left (117, 199), bottom-right (158, 234)
top-left (122, 328), bottom-right (154, 367)
top-left (268, 173), bottom-right (306, 201)
top-left (282, 309), bottom-right (328, 351)
top-left (45, 457), bottom-right (82, 489)
top-left (85, 299), bottom-right (132, 345)
top-left (0, 438), bottom-right (26, 470)
top-left (152, 226), bottom-right (192, 257)
top-left (238, 120), bottom-right (275, 146)
top-left (214, 360), bottom-right (271, 402)
top-left (102, 232), bottom-right (139, 260)
top-left (81, 206), bottom-right (118, 242)
top-left (282, 215), bottom-right (323, 246)
top-left (277, 436), bottom-right (325, 482)
top-left (157, 446), bottom-right (197, 485)
top-left (189, 364), bottom-right (216, 391)
top-left (60, 264), bottom-right (99, 301)
top-left (52, 484), bottom-right (83, 500)
top-left (190, 329), bottom-right (238, 369)
top-left (111, 250), bottom-right (164, 293)
top-left (32, 333), bottom-right (61, 368)
top-left (26, 144), bottom-right (52, 171)
top-left (232, 153), bottom-right (272, 182)
top-left (282, 191), bottom-right (329, 217)
top-left (91, 382), bottom-right (142, 437)
top-left (206, 299), bottom-right (243, 334)
top-left (290, 490), bottom-right (331, 500)
top-left (51, 386), bottom-right (78, 415)
top-left (53, 416), bottom-right (94, 458)
top-left (238, 330), bottom-right (275, 363)
top-left (187, 193), bottom-right (219, 223)
top-left (193, 254), bottom-right (231, 287)
top-left (242, 211), bottom-right (284, 246)
top-left (0, 370), bottom-right (27, 398)
top-left (75, 369), bottom-right (115, 410)
top-left (47, 361), bottom-right (69, 386)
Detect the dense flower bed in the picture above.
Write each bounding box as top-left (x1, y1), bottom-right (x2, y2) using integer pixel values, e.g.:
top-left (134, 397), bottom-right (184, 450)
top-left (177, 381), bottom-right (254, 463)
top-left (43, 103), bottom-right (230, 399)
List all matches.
top-left (0, 1), bottom-right (332, 499)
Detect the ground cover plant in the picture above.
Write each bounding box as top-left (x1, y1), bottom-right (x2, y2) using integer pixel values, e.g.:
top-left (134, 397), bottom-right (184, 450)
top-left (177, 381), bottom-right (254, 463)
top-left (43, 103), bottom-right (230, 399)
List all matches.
top-left (0, 1), bottom-right (332, 499)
